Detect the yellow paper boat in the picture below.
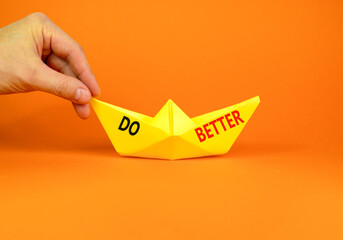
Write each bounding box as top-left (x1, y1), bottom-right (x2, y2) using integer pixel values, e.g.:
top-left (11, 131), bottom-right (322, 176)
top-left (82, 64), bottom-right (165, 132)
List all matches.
top-left (91, 96), bottom-right (260, 160)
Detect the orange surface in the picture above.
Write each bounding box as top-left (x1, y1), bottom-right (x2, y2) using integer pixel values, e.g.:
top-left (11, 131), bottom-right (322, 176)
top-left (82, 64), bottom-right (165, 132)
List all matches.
top-left (0, 1), bottom-right (342, 239)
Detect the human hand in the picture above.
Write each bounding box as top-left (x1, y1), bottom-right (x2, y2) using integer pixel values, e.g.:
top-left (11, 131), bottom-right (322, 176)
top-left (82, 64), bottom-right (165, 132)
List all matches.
top-left (0, 12), bottom-right (101, 119)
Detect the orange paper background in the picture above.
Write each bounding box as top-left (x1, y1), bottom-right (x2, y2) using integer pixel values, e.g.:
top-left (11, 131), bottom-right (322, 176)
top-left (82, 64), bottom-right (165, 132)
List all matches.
top-left (0, 1), bottom-right (342, 239)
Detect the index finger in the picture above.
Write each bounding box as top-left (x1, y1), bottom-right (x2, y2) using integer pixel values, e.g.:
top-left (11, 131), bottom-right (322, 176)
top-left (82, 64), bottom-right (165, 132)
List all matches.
top-left (44, 19), bottom-right (101, 97)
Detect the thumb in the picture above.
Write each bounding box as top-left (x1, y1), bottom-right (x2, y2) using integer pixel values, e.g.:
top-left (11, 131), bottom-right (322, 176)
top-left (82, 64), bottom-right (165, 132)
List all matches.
top-left (33, 63), bottom-right (91, 104)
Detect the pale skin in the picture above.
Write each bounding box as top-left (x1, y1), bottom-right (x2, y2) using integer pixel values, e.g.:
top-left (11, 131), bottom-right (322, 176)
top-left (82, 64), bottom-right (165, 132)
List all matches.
top-left (0, 12), bottom-right (101, 119)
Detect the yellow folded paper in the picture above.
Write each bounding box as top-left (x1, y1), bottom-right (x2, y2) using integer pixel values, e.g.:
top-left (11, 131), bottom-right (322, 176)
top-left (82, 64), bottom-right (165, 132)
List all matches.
top-left (91, 96), bottom-right (260, 160)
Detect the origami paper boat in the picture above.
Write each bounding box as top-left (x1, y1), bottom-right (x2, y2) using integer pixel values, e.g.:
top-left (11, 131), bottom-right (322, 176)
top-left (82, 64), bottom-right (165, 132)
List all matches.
top-left (91, 96), bottom-right (260, 160)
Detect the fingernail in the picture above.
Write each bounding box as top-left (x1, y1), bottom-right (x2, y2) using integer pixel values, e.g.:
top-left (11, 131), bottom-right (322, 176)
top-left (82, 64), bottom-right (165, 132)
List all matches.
top-left (74, 88), bottom-right (90, 102)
